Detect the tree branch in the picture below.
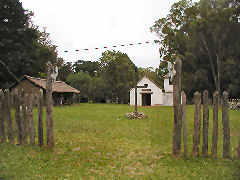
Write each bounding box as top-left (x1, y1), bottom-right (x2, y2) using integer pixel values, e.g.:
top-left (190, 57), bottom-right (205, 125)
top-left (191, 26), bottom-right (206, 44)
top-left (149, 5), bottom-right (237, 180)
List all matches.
top-left (0, 59), bottom-right (20, 83)
top-left (202, 39), bottom-right (218, 90)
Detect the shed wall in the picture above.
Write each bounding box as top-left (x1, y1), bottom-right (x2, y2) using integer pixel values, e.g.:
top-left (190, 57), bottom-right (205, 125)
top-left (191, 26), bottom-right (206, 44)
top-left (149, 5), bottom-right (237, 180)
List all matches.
top-left (12, 80), bottom-right (41, 95)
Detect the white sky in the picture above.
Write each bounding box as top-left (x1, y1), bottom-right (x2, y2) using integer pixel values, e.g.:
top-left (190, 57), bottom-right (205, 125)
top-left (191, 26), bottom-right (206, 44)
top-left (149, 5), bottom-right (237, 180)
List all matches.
top-left (20, 0), bottom-right (181, 68)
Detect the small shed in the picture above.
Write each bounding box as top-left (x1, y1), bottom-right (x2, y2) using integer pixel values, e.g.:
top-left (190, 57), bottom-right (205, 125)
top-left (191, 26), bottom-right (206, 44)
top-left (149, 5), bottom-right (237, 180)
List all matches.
top-left (10, 75), bottom-right (80, 105)
top-left (129, 76), bottom-right (173, 106)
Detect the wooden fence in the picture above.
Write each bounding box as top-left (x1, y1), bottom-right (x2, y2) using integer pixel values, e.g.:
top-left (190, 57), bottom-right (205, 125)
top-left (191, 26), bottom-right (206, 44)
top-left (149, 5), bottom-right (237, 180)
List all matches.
top-left (0, 89), bottom-right (43, 146)
top-left (173, 58), bottom-right (240, 158)
top-left (0, 61), bottom-right (54, 148)
top-left (181, 90), bottom-right (232, 158)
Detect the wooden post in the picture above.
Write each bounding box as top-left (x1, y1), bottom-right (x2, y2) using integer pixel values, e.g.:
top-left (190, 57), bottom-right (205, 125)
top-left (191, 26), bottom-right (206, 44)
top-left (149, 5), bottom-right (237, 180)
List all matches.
top-left (236, 139), bottom-right (240, 158)
top-left (173, 58), bottom-right (182, 156)
top-left (222, 91), bottom-right (230, 158)
top-left (38, 89), bottom-right (44, 147)
top-left (46, 61), bottom-right (54, 148)
top-left (192, 91), bottom-right (201, 157)
top-left (202, 90), bottom-right (209, 157)
top-left (21, 93), bottom-right (28, 144)
top-left (134, 66), bottom-right (138, 113)
top-left (211, 91), bottom-right (219, 157)
top-left (14, 90), bottom-right (22, 145)
top-left (4, 90), bottom-right (14, 144)
top-left (182, 91), bottom-right (188, 156)
top-left (28, 90), bottom-right (35, 145)
top-left (0, 90), bottom-right (6, 143)
top-left (135, 85), bottom-right (137, 113)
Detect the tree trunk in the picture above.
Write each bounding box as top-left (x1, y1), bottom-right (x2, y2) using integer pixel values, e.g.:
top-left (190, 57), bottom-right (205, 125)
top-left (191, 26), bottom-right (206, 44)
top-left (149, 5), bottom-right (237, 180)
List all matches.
top-left (0, 60), bottom-right (20, 84)
top-left (216, 55), bottom-right (221, 98)
top-left (202, 39), bottom-right (218, 91)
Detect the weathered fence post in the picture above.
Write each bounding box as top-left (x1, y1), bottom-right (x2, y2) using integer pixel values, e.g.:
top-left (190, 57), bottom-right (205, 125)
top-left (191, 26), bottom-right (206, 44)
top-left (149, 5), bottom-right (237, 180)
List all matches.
top-left (4, 90), bottom-right (14, 144)
top-left (173, 58), bottom-right (182, 156)
top-left (21, 92), bottom-right (28, 144)
top-left (236, 139), bottom-right (240, 158)
top-left (46, 61), bottom-right (54, 148)
top-left (192, 91), bottom-right (201, 157)
top-left (0, 90), bottom-right (6, 143)
top-left (182, 91), bottom-right (188, 156)
top-left (211, 91), bottom-right (219, 157)
top-left (222, 91), bottom-right (230, 158)
top-left (202, 90), bottom-right (209, 157)
top-left (14, 90), bottom-right (22, 145)
top-left (28, 90), bottom-right (35, 145)
top-left (38, 89), bottom-right (44, 147)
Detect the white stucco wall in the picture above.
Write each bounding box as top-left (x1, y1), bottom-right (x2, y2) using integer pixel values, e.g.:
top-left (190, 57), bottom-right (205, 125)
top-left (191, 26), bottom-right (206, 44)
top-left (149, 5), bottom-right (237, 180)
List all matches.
top-left (163, 76), bottom-right (173, 106)
top-left (129, 77), bottom-right (163, 106)
top-left (163, 92), bottom-right (173, 106)
top-left (164, 77), bottom-right (173, 93)
top-left (129, 76), bottom-right (175, 106)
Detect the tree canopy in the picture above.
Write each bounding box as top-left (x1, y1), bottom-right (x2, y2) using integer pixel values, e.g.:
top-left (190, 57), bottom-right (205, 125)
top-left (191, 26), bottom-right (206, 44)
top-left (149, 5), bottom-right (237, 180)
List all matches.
top-left (67, 72), bottom-right (92, 102)
top-left (0, 0), bottom-right (58, 88)
top-left (97, 50), bottom-right (136, 103)
top-left (138, 67), bottom-right (163, 88)
top-left (151, 0), bottom-right (240, 98)
top-left (65, 51), bottom-right (137, 103)
top-left (73, 60), bottom-right (99, 77)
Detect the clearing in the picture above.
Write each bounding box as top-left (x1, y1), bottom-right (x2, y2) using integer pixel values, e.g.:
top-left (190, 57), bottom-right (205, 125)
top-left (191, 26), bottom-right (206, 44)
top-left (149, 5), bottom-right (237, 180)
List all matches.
top-left (0, 103), bottom-right (239, 179)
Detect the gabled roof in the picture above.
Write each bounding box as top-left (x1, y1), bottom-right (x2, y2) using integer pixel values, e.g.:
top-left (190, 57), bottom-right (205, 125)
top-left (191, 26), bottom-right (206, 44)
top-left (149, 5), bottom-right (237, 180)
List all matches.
top-left (11, 75), bottom-right (80, 93)
top-left (129, 75), bottom-right (163, 92)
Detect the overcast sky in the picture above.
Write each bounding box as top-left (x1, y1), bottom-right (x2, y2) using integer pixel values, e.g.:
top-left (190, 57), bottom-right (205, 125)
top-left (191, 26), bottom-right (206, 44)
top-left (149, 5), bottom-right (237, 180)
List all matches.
top-left (20, 0), bottom-right (181, 68)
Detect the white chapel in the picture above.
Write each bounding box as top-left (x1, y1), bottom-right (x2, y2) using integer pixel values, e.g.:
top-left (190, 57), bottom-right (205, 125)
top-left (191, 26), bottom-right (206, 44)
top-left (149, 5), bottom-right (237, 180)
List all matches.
top-left (129, 75), bottom-right (173, 106)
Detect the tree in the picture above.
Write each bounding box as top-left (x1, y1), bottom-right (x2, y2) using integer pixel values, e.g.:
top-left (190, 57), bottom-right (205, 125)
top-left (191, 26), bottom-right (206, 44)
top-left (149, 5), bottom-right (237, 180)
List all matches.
top-left (67, 72), bottom-right (92, 102)
top-left (187, 0), bottom-right (240, 97)
top-left (138, 67), bottom-right (163, 88)
top-left (0, 0), bottom-right (58, 88)
top-left (73, 60), bottom-right (99, 77)
top-left (88, 77), bottom-right (109, 103)
top-left (150, 0), bottom-right (197, 62)
top-left (97, 50), bottom-right (136, 103)
top-left (58, 61), bottom-right (73, 82)
top-left (221, 57), bottom-right (240, 98)
top-left (151, 0), bottom-right (240, 98)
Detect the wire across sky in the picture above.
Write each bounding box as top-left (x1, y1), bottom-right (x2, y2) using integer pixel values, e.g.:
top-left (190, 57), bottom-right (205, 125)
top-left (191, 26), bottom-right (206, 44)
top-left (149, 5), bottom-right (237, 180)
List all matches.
top-left (63, 41), bottom-right (151, 53)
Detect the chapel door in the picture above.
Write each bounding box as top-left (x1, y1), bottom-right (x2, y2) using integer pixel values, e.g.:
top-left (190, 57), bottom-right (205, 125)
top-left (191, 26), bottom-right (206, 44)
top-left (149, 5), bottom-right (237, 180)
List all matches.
top-left (142, 94), bottom-right (151, 106)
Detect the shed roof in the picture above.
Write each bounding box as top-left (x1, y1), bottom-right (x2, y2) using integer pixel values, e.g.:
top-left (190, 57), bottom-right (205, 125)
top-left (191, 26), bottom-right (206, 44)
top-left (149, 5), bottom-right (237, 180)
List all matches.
top-left (12, 75), bottom-right (80, 93)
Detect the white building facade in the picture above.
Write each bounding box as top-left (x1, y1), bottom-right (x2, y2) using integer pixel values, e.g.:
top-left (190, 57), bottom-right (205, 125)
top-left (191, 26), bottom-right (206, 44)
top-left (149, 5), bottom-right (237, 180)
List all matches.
top-left (129, 76), bottom-right (173, 106)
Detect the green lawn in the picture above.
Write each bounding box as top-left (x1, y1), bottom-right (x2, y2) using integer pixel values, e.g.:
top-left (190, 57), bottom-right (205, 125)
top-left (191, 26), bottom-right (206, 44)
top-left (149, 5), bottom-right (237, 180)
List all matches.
top-left (0, 104), bottom-right (240, 179)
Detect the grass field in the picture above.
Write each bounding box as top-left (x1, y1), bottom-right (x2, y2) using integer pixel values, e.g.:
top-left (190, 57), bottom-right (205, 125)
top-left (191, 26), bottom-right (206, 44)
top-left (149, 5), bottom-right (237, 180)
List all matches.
top-left (0, 103), bottom-right (240, 179)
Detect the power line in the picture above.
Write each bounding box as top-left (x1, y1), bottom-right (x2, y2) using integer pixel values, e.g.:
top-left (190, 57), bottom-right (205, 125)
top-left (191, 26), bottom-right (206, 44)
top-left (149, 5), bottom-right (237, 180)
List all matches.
top-left (63, 41), bottom-right (152, 53)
